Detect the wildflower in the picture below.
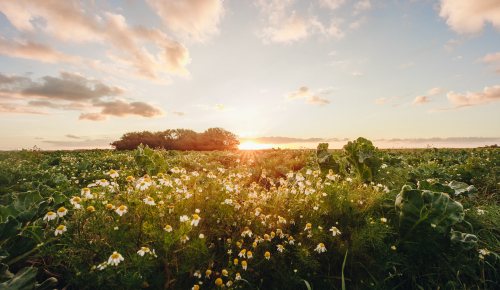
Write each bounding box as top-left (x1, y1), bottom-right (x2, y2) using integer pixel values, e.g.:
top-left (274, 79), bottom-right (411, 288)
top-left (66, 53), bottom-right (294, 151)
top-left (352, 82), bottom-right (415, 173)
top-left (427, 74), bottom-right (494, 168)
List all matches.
top-left (241, 227), bottom-right (253, 238)
top-left (479, 248), bottom-right (490, 260)
top-left (70, 196), bottom-right (82, 209)
top-left (215, 278), bottom-right (223, 287)
top-left (115, 205), bottom-right (128, 216)
top-left (192, 285), bottom-right (200, 290)
top-left (247, 250), bottom-right (253, 259)
top-left (238, 249), bottom-right (247, 258)
top-left (108, 169), bottom-right (119, 178)
top-left (205, 269), bottom-right (212, 278)
top-left (105, 203), bottom-right (115, 210)
top-left (304, 223), bottom-right (312, 231)
top-left (137, 246), bottom-right (151, 256)
top-left (97, 179), bottom-right (110, 187)
top-left (199, 233), bottom-right (205, 239)
top-left (391, 245), bottom-right (397, 251)
top-left (264, 251), bottom-right (271, 260)
top-left (180, 235), bottom-right (189, 243)
top-left (380, 217), bottom-right (387, 223)
top-left (315, 243), bottom-right (327, 253)
top-left (241, 260), bottom-right (248, 270)
top-left (226, 281), bottom-right (233, 287)
top-left (108, 251), bottom-right (124, 266)
top-left (81, 188), bottom-right (93, 199)
top-left (277, 244), bottom-right (284, 253)
top-left (126, 175), bottom-right (135, 182)
top-left (329, 226), bottom-right (341, 236)
top-left (191, 214), bottom-right (201, 226)
top-left (44, 211), bottom-right (57, 221)
top-left (255, 207), bottom-right (262, 216)
top-left (431, 223), bottom-right (437, 228)
top-left (222, 269), bottom-right (229, 276)
top-left (57, 207), bottom-right (68, 217)
top-left (137, 181), bottom-right (151, 191)
top-left (86, 205), bottom-right (95, 213)
top-left (143, 196), bottom-right (156, 206)
top-left (477, 209), bottom-right (485, 215)
top-left (235, 272), bottom-right (241, 280)
top-left (180, 215), bottom-right (189, 222)
top-left (54, 224), bottom-right (67, 236)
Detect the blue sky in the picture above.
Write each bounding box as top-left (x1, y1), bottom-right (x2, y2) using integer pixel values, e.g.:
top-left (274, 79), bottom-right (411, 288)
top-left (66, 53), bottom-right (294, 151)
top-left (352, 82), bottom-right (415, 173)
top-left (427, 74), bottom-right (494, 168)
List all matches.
top-left (0, 0), bottom-right (499, 149)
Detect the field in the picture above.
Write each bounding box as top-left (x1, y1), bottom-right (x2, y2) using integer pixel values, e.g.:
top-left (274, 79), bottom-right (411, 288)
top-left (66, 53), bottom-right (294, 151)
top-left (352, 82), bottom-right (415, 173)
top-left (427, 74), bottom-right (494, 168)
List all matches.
top-left (0, 139), bottom-right (499, 289)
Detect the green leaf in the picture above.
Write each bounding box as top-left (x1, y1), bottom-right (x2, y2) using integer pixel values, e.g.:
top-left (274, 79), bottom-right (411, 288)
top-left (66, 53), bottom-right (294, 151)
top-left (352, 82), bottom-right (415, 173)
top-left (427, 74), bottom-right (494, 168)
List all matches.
top-left (0, 267), bottom-right (37, 290)
top-left (450, 230), bottom-right (478, 250)
top-left (395, 185), bottom-right (464, 234)
top-left (448, 181), bottom-right (477, 196)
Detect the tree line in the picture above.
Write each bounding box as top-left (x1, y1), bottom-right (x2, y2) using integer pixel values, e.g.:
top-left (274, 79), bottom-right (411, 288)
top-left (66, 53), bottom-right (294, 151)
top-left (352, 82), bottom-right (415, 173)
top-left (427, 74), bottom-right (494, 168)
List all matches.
top-left (111, 128), bottom-right (240, 150)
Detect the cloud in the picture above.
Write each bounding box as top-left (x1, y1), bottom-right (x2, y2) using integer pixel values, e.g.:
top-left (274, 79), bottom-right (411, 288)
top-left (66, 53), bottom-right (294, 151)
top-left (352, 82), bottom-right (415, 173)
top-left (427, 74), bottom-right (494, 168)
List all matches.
top-left (243, 136), bottom-right (326, 144)
top-left (172, 111), bottom-right (186, 116)
top-left (320, 0), bottom-right (346, 10)
top-left (287, 86), bottom-right (331, 105)
top-left (41, 137), bottom-right (113, 149)
top-left (412, 87), bottom-right (443, 106)
top-left (447, 85), bottom-right (500, 108)
top-left (439, 0), bottom-right (500, 34)
top-left (0, 1), bottom-right (190, 80)
top-left (65, 134), bottom-right (81, 139)
top-left (427, 87), bottom-right (444, 96)
top-left (482, 52), bottom-right (500, 73)
top-left (96, 100), bottom-right (163, 118)
top-left (0, 72), bottom-right (163, 120)
top-left (0, 71), bottom-right (123, 102)
top-left (412, 96), bottom-right (430, 105)
top-left (0, 37), bottom-right (80, 64)
top-left (262, 11), bottom-right (310, 43)
top-left (79, 113), bottom-right (107, 121)
top-left (146, 0), bottom-right (224, 41)
top-left (0, 102), bottom-right (45, 114)
top-left (354, 0), bottom-right (372, 14)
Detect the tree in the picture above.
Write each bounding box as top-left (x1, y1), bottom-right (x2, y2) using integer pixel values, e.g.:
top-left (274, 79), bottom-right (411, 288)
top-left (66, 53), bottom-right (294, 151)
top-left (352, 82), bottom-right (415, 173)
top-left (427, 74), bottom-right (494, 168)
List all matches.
top-left (111, 128), bottom-right (240, 151)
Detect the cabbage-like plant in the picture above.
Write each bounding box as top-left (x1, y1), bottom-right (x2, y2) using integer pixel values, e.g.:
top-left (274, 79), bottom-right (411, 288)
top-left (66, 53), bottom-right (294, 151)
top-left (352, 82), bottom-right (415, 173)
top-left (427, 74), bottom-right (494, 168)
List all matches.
top-left (395, 185), bottom-right (464, 235)
top-left (342, 137), bottom-right (381, 182)
top-left (316, 143), bottom-right (341, 174)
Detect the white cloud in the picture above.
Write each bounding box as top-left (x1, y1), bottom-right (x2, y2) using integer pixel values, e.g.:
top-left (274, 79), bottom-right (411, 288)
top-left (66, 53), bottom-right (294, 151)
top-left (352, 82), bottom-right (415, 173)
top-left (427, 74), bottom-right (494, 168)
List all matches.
top-left (146, 0), bottom-right (225, 41)
top-left (412, 96), bottom-right (430, 105)
top-left (447, 85), bottom-right (500, 108)
top-left (427, 87), bottom-right (443, 96)
top-left (287, 86), bottom-right (331, 105)
top-left (354, 0), bottom-right (372, 15)
top-left (439, 0), bottom-right (500, 34)
top-left (0, 37), bottom-right (81, 64)
top-left (0, 1), bottom-right (191, 80)
top-left (482, 52), bottom-right (500, 73)
top-left (262, 11), bottom-right (310, 43)
top-left (320, 0), bottom-right (346, 10)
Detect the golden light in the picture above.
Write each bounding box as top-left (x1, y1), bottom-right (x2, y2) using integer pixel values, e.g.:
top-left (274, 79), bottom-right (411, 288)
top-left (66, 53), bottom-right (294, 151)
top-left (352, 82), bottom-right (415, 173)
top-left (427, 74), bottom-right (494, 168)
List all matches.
top-left (238, 141), bottom-right (273, 150)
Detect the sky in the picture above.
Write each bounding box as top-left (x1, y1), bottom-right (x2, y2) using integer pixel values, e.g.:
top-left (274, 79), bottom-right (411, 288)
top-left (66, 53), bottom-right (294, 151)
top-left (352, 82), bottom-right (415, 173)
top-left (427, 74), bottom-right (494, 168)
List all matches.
top-left (0, 0), bottom-right (499, 150)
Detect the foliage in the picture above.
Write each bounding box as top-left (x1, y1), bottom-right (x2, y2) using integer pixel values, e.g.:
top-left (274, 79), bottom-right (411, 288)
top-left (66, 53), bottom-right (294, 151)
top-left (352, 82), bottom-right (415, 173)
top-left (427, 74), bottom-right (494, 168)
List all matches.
top-left (0, 143), bottom-right (498, 289)
top-left (111, 128), bottom-right (240, 151)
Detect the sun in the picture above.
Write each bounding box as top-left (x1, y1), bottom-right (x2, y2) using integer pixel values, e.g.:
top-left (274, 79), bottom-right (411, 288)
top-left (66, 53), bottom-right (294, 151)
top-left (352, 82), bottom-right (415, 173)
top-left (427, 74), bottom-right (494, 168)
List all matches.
top-left (238, 141), bottom-right (273, 150)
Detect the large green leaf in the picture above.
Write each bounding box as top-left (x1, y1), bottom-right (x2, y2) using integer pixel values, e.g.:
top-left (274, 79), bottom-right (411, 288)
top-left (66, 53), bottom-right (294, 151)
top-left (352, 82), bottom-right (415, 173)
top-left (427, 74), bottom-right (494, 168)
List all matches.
top-left (450, 230), bottom-right (478, 250)
top-left (395, 185), bottom-right (464, 235)
top-left (0, 267), bottom-right (37, 290)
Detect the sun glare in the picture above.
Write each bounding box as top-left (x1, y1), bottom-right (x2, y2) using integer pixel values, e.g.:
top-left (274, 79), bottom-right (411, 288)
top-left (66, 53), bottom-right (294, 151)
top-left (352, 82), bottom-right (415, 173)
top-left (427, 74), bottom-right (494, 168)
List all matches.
top-left (238, 141), bottom-right (273, 150)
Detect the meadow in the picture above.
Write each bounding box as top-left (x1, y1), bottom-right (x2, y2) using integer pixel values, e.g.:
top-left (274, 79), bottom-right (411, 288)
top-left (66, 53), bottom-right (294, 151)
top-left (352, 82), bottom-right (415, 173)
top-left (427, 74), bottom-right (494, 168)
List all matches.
top-left (0, 138), bottom-right (498, 289)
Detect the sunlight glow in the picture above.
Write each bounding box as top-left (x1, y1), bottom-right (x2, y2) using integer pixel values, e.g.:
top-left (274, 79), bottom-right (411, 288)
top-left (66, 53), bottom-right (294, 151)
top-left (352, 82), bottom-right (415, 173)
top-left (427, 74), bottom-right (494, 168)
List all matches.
top-left (238, 141), bottom-right (274, 150)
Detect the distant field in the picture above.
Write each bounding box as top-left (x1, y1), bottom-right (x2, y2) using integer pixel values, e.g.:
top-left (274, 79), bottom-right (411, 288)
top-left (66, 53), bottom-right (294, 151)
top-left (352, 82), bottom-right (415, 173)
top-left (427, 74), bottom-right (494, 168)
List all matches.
top-left (0, 140), bottom-right (499, 289)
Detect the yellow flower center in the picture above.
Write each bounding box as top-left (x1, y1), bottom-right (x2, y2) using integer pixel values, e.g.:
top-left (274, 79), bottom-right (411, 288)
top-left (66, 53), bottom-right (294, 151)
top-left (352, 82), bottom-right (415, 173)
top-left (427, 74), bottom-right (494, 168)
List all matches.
top-left (56, 225), bottom-right (65, 231)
